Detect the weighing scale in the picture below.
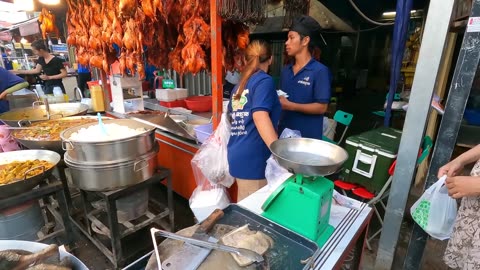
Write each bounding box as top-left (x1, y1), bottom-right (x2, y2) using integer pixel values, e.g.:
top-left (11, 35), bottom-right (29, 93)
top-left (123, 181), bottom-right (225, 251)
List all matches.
top-left (261, 138), bottom-right (348, 248)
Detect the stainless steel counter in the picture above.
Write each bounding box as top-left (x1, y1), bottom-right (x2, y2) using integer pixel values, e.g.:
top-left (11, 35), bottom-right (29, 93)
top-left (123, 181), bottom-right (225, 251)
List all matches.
top-left (143, 99), bottom-right (212, 121)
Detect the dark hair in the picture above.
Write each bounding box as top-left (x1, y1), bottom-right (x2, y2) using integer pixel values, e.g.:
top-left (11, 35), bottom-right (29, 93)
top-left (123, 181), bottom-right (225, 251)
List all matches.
top-left (234, 40), bottom-right (272, 100)
top-left (300, 34), bottom-right (316, 53)
top-left (31, 40), bottom-right (48, 51)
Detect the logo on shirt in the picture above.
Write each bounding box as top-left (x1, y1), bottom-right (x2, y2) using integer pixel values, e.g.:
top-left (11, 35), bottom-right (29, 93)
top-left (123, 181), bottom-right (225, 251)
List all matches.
top-left (298, 76), bottom-right (311, 86)
top-left (232, 89), bottom-right (249, 111)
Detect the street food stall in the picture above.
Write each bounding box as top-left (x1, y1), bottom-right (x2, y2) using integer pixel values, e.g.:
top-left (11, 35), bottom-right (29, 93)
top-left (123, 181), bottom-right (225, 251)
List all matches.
top-left (0, 0), bottom-right (378, 269)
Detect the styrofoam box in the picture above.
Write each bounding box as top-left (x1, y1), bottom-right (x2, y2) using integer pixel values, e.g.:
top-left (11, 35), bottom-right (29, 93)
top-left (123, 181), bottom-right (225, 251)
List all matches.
top-left (175, 88), bottom-right (188, 100)
top-left (156, 89), bottom-right (177, 102)
top-left (190, 188), bottom-right (230, 222)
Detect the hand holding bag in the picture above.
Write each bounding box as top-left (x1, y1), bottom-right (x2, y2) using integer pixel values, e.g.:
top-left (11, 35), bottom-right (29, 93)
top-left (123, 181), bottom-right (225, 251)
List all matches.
top-left (410, 175), bottom-right (458, 240)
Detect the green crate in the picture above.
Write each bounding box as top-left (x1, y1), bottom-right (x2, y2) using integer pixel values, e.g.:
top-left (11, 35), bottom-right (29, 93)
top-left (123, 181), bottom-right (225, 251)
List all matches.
top-left (342, 127), bottom-right (402, 193)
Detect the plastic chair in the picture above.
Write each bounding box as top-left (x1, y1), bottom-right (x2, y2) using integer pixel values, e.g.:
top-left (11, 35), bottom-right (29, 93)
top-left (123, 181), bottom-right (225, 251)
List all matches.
top-left (372, 92), bottom-right (402, 118)
top-left (323, 110), bottom-right (353, 145)
top-left (352, 135), bottom-right (433, 250)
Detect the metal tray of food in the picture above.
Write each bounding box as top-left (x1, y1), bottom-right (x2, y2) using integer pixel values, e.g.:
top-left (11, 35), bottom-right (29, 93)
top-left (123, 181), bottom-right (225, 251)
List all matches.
top-left (217, 204), bottom-right (318, 270)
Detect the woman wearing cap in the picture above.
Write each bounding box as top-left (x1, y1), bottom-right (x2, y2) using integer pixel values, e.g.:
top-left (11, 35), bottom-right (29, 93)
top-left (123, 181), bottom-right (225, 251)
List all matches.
top-left (227, 40), bottom-right (281, 201)
top-left (14, 39), bottom-right (67, 95)
top-left (279, 15), bottom-right (331, 140)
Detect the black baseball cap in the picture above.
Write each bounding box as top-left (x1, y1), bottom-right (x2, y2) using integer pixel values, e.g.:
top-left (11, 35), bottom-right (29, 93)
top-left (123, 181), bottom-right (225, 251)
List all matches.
top-left (290, 15), bottom-right (322, 46)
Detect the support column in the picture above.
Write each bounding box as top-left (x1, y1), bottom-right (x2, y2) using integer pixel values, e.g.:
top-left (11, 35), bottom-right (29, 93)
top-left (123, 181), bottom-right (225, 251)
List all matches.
top-left (210, 0), bottom-right (223, 129)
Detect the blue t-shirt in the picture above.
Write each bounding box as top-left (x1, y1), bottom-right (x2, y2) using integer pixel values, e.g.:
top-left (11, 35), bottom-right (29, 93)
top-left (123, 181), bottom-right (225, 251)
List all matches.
top-left (279, 59), bottom-right (331, 139)
top-left (227, 70), bottom-right (281, 180)
top-left (0, 67), bottom-right (25, 113)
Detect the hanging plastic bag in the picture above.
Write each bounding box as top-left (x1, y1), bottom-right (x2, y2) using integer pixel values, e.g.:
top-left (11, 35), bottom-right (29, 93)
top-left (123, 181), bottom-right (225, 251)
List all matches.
top-left (191, 113), bottom-right (234, 188)
top-left (189, 182), bottom-right (230, 222)
top-left (410, 175), bottom-right (458, 240)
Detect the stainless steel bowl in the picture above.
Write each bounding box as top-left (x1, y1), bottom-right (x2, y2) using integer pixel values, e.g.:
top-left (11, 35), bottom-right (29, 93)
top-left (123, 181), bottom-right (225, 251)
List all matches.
top-left (61, 119), bottom-right (156, 164)
top-left (270, 138), bottom-right (348, 176)
top-left (65, 146), bottom-right (158, 191)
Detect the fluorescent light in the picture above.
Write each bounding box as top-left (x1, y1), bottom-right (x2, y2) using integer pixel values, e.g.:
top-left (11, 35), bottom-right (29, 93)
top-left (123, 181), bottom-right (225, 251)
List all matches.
top-left (382, 10), bottom-right (418, 17)
top-left (20, 37), bottom-right (27, 44)
top-left (39, 0), bottom-right (60, 5)
top-left (13, 0), bottom-right (33, 11)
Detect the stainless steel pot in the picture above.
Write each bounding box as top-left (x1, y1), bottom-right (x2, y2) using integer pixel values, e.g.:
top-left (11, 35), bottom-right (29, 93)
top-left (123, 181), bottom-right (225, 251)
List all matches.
top-left (64, 147), bottom-right (158, 191)
top-left (270, 138), bottom-right (348, 176)
top-left (61, 119), bottom-right (156, 164)
top-left (0, 103), bottom-right (89, 127)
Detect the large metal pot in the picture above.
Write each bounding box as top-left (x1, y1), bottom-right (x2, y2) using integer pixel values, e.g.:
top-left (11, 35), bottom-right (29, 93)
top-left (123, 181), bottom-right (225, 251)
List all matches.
top-left (12, 116), bottom-right (113, 153)
top-left (270, 138), bottom-right (348, 176)
top-left (0, 150), bottom-right (61, 199)
top-left (61, 119), bottom-right (156, 164)
top-left (65, 146), bottom-right (158, 191)
top-left (0, 103), bottom-right (89, 127)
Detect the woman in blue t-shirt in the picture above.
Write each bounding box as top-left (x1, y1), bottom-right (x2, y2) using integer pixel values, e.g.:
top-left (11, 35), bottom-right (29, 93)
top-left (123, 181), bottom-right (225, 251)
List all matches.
top-left (227, 40), bottom-right (282, 201)
top-left (0, 67), bottom-right (29, 113)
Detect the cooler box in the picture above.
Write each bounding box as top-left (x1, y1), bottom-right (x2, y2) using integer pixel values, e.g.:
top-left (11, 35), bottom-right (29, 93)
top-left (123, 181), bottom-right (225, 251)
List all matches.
top-left (342, 127), bottom-right (402, 193)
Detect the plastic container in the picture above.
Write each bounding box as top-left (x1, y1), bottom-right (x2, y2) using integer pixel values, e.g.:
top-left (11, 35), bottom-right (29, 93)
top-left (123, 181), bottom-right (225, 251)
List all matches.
top-left (185, 96), bottom-right (212, 112)
top-left (342, 127), bottom-right (402, 193)
top-left (90, 85), bottom-right (106, 112)
top-left (189, 187), bottom-right (230, 222)
top-left (194, 123), bottom-right (213, 144)
top-left (464, 109), bottom-right (480, 126)
top-left (156, 89), bottom-right (177, 102)
top-left (174, 88), bottom-right (188, 100)
top-left (159, 99), bottom-right (186, 108)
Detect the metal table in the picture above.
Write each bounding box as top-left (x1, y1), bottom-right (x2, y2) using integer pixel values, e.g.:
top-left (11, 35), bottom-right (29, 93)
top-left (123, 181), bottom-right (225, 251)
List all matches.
top-left (0, 174), bottom-right (74, 248)
top-left (238, 185), bottom-right (373, 270)
top-left (69, 168), bottom-right (174, 269)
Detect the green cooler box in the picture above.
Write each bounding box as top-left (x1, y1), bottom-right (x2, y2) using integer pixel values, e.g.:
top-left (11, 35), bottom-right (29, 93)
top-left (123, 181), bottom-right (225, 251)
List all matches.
top-left (342, 127), bottom-right (402, 193)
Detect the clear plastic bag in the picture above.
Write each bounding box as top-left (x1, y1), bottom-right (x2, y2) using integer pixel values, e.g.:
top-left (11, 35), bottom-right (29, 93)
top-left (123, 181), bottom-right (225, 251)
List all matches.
top-left (189, 183), bottom-right (230, 222)
top-left (191, 113), bottom-right (234, 188)
top-left (264, 129), bottom-right (300, 189)
top-left (410, 175), bottom-right (458, 240)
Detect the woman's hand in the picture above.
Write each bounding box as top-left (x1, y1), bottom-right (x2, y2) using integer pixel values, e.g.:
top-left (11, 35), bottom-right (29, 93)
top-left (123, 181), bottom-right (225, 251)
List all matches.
top-left (438, 159), bottom-right (464, 178)
top-left (279, 96), bottom-right (292, 110)
top-left (39, 74), bottom-right (49, 80)
top-left (446, 176), bottom-right (480, 199)
top-left (0, 91), bottom-right (8, 100)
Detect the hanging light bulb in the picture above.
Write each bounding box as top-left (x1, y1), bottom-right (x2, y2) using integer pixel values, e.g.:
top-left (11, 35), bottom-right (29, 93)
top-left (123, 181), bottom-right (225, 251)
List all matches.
top-left (20, 37), bottom-right (28, 44)
top-left (39, 0), bottom-right (60, 5)
top-left (13, 0), bottom-right (34, 11)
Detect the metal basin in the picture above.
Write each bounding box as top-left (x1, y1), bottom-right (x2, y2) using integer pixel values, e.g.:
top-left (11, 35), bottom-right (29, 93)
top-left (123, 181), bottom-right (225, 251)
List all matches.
top-left (0, 103), bottom-right (89, 127)
top-left (0, 150), bottom-right (61, 199)
top-left (65, 146), bottom-right (158, 191)
top-left (12, 116), bottom-right (113, 153)
top-left (0, 240), bottom-right (89, 269)
top-left (270, 138), bottom-right (348, 176)
top-left (60, 119), bottom-right (156, 164)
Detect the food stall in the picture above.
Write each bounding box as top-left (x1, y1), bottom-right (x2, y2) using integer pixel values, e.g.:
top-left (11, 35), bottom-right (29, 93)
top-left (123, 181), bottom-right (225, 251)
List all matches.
top-left (0, 0), bottom-right (375, 269)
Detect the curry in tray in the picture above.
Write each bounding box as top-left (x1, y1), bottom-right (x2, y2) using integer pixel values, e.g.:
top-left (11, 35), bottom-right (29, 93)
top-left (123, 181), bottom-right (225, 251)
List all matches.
top-left (0, 159), bottom-right (54, 185)
top-left (13, 118), bottom-right (97, 141)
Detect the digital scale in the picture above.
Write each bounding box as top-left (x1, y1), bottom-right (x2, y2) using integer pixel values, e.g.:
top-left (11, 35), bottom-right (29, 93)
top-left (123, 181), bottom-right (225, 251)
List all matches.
top-left (261, 138), bottom-right (348, 247)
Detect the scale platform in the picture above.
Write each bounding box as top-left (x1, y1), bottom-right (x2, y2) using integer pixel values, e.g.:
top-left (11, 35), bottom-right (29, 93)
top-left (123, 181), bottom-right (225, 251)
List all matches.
top-left (262, 174), bottom-right (335, 247)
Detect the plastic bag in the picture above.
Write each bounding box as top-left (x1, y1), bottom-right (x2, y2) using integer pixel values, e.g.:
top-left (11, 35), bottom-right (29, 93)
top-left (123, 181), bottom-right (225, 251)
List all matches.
top-left (264, 129), bottom-right (300, 189)
top-left (191, 113), bottom-right (234, 188)
top-left (189, 183), bottom-right (230, 222)
top-left (323, 117), bottom-right (336, 141)
top-left (410, 175), bottom-right (458, 240)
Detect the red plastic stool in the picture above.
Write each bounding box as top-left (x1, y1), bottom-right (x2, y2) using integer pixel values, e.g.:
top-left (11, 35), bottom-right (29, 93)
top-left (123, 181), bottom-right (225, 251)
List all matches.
top-left (352, 187), bottom-right (375, 200)
top-left (334, 180), bottom-right (358, 196)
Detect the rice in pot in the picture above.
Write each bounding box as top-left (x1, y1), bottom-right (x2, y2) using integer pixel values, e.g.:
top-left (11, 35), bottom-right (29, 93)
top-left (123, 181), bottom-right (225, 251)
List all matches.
top-left (69, 123), bottom-right (147, 141)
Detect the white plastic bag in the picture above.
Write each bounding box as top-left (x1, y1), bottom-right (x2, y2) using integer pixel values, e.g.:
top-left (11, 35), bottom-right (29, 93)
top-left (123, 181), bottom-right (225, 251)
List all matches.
top-left (410, 175), bottom-right (458, 240)
top-left (191, 113), bottom-right (234, 188)
top-left (189, 184), bottom-right (230, 222)
top-left (323, 117), bottom-right (336, 141)
top-left (264, 129), bottom-right (300, 189)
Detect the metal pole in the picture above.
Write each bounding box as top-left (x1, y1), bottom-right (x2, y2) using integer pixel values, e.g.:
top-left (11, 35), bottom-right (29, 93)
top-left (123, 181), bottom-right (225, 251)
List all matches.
top-left (374, 0), bottom-right (456, 268)
top-left (403, 1), bottom-right (480, 268)
top-left (210, 0), bottom-right (223, 129)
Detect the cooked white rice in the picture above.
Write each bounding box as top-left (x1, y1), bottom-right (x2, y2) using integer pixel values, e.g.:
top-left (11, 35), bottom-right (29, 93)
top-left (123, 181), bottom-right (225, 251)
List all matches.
top-left (69, 123), bottom-right (146, 141)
